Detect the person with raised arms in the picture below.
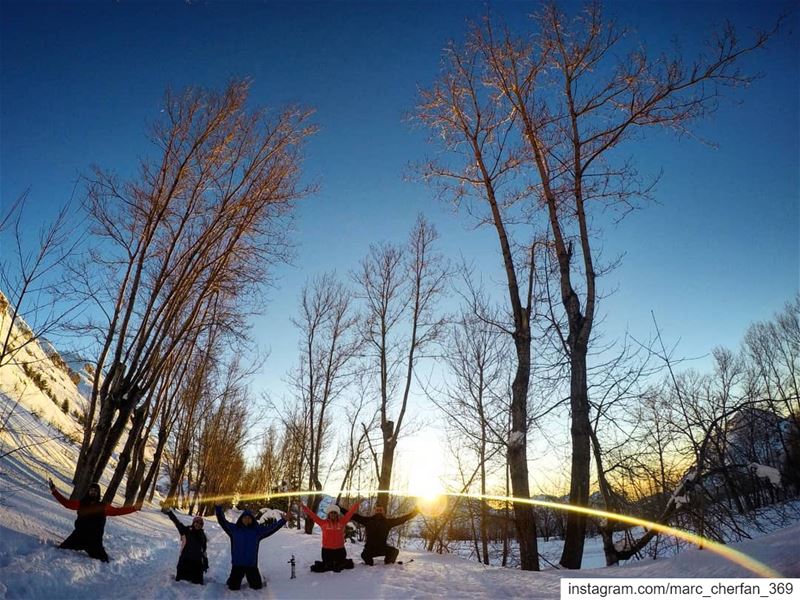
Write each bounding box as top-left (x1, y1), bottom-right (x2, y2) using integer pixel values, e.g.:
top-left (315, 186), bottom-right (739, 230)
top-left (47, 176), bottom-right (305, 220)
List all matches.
top-left (300, 499), bottom-right (362, 573)
top-left (163, 506), bottom-right (208, 585)
top-left (48, 478), bottom-right (141, 562)
top-left (215, 504), bottom-right (286, 591)
top-left (348, 503), bottom-right (419, 565)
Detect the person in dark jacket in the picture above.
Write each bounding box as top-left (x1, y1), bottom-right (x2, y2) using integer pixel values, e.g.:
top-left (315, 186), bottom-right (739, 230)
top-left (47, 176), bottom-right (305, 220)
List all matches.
top-left (165, 509), bottom-right (208, 584)
top-left (48, 478), bottom-right (141, 562)
top-left (349, 504), bottom-right (419, 565)
top-left (215, 505), bottom-right (286, 590)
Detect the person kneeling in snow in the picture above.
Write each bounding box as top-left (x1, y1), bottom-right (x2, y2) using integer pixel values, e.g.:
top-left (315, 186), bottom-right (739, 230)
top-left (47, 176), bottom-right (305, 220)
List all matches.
top-left (215, 504), bottom-right (286, 590)
top-left (349, 504), bottom-right (419, 565)
top-left (48, 478), bottom-right (141, 562)
top-left (300, 500), bottom-right (361, 573)
top-left (164, 507), bottom-right (208, 584)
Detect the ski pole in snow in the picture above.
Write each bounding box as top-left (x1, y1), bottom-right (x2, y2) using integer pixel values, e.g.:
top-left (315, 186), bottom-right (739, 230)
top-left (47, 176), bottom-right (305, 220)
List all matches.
top-left (288, 554), bottom-right (296, 579)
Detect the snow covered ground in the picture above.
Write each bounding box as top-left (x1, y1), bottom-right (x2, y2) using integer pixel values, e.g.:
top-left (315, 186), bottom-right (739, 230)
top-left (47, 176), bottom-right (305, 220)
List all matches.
top-left (0, 489), bottom-right (798, 600)
top-left (0, 316), bottom-right (797, 599)
top-left (1, 493), bottom-right (798, 598)
top-left (1, 444), bottom-right (798, 600)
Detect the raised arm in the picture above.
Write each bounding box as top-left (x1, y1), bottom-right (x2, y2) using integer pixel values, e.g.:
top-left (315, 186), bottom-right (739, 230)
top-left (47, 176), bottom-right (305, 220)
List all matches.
top-left (215, 505), bottom-right (232, 535)
top-left (105, 502), bottom-right (140, 517)
top-left (340, 504), bottom-right (366, 526)
top-left (49, 480), bottom-right (79, 510)
top-left (388, 507), bottom-right (420, 528)
top-left (257, 516), bottom-right (287, 540)
top-left (166, 509), bottom-right (189, 535)
top-left (300, 502), bottom-right (324, 527)
top-left (340, 501), bottom-right (362, 526)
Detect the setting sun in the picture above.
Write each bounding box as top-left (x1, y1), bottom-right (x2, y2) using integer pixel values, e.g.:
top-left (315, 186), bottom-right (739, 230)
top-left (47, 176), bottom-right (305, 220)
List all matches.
top-left (403, 430), bottom-right (446, 502)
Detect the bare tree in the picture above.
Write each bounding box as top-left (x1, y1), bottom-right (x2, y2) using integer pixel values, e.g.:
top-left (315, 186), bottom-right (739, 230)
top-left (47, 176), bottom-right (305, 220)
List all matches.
top-left (163, 337), bottom-right (219, 504)
top-left (191, 368), bottom-right (251, 515)
top-left (68, 80), bottom-right (316, 498)
top-left (355, 215), bottom-right (447, 510)
top-left (432, 312), bottom-right (509, 564)
top-left (336, 374), bottom-right (379, 500)
top-left (0, 191), bottom-right (81, 369)
top-left (744, 295), bottom-right (800, 489)
top-left (415, 35), bottom-right (542, 569)
top-left (441, 2), bottom-right (779, 568)
top-left (239, 424), bottom-right (293, 513)
top-left (290, 272), bottom-right (360, 532)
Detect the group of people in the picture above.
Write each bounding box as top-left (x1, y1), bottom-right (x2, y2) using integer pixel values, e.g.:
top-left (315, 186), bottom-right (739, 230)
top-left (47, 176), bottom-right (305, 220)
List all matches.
top-left (300, 500), bottom-right (418, 571)
top-left (49, 478), bottom-right (419, 591)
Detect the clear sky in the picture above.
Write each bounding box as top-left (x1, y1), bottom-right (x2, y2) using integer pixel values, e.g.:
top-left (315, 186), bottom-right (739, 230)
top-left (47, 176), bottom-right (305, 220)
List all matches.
top-left (2, 1), bottom-right (798, 492)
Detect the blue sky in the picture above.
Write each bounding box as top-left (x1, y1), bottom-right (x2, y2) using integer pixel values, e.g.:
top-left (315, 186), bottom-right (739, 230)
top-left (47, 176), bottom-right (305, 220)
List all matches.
top-left (2, 1), bottom-right (798, 489)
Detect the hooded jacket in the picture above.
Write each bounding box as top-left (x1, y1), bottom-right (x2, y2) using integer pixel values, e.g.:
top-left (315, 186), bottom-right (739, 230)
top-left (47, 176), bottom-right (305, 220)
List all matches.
top-left (51, 486), bottom-right (138, 545)
top-left (301, 502), bottom-right (360, 550)
top-left (349, 509), bottom-right (419, 553)
top-left (167, 510), bottom-right (208, 564)
top-left (215, 505), bottom-right (285, 567)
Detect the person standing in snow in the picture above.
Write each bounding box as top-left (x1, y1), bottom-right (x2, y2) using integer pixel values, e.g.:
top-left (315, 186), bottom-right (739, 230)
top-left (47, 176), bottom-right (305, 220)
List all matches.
top-left (215, 504), bottom-right (286, 590)
top-left (348, 504), bottom-right (419, 565)
top-left (48, 478), bottom-right (141, 562)
top-left (300, 500), bottom-right (361, 572)
top-left (164, 507), bottom-right (208, 584)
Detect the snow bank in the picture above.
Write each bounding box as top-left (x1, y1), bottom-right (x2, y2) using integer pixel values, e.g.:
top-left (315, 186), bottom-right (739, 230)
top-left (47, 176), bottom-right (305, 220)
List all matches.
top-left (749, 463), bottom-right (783, 488)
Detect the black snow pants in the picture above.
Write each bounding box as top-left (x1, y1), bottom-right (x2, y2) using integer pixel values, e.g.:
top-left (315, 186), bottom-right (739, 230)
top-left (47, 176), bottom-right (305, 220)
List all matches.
top-left (59, 531), bottom-right (109, 562)
top-left (176, 557), bottom-right (205, 584)
top-left (362, 545), bottom-right (399, 565)
top-left (226, 565), bottom-right (263, 590)
top-left (310, 547), bottom-right (354, 572)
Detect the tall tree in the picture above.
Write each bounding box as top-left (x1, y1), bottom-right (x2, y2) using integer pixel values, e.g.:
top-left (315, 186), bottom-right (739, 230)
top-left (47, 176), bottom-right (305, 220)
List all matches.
top-left (70, 80), bottom-right (316, 498)
top-left (435, 312), bottom-right (509, 564)
top-left (291, 272), bottom-right (360, 532)
top-left (415, 39), bottom-right (542, 569)
top-left (355, 216), bottom-right (447, 510)
top-left (460, 2), bottom-right (774, 567)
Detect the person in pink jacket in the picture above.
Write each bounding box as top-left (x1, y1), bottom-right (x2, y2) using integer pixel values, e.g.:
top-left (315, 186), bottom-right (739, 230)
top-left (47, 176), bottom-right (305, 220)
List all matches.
top-left (300, 500), bottom-right (361, 572)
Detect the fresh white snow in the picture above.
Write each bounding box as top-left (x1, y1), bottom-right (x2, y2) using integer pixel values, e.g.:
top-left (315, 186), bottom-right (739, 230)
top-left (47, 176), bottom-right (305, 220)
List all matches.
top-left (0, 486), bottom-right (798, 600)
top-left (0, 315), bottom-right (797, 599)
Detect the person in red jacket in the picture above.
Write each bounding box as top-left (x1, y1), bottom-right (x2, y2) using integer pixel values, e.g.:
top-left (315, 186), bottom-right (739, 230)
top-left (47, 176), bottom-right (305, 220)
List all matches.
top-left (300, 500), bottom-right (361, 572)
top-left (48, 478), bottom-right (141, 562)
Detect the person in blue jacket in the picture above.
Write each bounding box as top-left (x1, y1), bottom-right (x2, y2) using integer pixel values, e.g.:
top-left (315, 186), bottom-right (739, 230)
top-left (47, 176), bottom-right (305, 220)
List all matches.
top-left (215, 505), bottom-right (286, 590)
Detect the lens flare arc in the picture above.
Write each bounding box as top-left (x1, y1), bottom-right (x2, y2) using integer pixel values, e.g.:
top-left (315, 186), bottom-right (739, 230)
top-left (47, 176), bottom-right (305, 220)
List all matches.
top-left (174, 488), bottom-right (781, 577)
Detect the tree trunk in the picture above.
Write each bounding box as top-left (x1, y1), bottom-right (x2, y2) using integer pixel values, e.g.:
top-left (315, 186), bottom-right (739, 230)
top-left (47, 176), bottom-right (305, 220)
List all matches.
top-left (508, 337), bottom-right (539, 571)
top-left (304, 484), bottom-right (323, 534)
top-left (136, 427), bottom-right (169, 504)
top-left (480, 438), bottom-right (489, 565)
top-left (561, 348), bottom-right (591, 569)
top-left (377, 423), bottom-right (396, 510)
top-left (71, 399), bottom-right (117, 499)
top-left (124, 436), bottom-right (149, 504)
top-left (167, 447), bottom-right (191, 500)
top-left (92, 398), bottom-right (137, 486)
top-left (103, 403), bottom-right (147, 502)
top-left (502, 462), bottom-right (510, 567)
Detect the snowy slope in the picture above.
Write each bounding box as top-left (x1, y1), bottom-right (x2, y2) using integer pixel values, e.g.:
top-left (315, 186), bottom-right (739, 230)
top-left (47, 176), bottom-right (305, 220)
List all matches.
top-left (0, 303), bottom-right (145, 500)
top-left (0, 298), bottom-right (89, 441)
